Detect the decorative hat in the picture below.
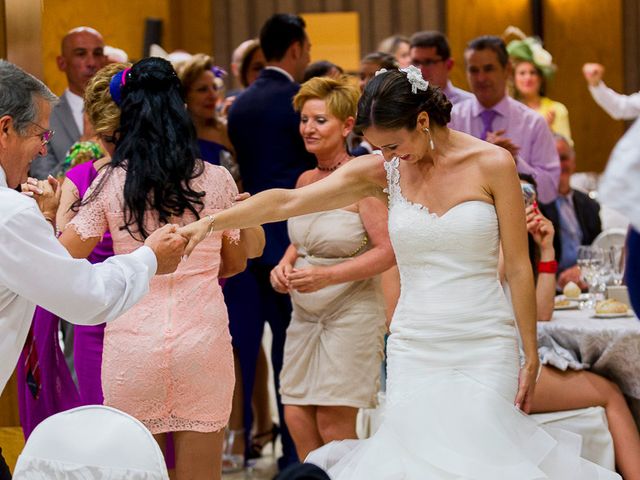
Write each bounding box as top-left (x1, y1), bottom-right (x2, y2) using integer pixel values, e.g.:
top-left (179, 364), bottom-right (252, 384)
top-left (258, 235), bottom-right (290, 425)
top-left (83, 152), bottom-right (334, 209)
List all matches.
top-left (506, 35), bottom-right (556, 79)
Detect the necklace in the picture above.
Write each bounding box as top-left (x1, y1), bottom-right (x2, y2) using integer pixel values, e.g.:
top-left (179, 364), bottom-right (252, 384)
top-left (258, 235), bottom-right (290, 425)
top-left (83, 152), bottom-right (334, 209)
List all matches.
top-left (317, 153), bottom-right (353, 172)
top-left (317, 161), bottom-right (342, 172)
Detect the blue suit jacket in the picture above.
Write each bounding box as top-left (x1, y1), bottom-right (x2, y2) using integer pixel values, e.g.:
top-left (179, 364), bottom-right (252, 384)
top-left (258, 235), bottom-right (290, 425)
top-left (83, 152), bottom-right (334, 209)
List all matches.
top-left (228, 68), bottom-right (315, 265)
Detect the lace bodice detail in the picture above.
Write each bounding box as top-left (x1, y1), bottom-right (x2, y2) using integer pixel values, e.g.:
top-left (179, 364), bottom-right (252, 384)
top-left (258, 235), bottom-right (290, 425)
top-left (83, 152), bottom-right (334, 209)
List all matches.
top-left (383, 157), bottom-right (514, 340)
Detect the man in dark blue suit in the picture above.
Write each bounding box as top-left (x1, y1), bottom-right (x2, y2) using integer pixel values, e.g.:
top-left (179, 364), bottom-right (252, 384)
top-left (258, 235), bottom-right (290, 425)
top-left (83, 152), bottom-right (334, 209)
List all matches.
top-left (226, 13), bottom-right (315, 470)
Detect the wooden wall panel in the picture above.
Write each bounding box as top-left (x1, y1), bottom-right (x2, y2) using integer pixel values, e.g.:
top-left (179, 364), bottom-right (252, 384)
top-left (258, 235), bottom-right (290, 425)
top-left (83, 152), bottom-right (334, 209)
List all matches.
top-left (0, 0), bottom-right (6, 60)
top-left (212, 0), bottom-right (445, 80)
top-left (623, 0), bottom-right (640, 95)
top-left (544, 0), bottom-right (625, 172)
top-left (168, 0), bottom-right (214, 57)
top-left (446, 0), bottom-right (530, 91)
top-left (41, 0), bottom-right (171, 95)
top-left (5, 0), bottom-right (43, 78)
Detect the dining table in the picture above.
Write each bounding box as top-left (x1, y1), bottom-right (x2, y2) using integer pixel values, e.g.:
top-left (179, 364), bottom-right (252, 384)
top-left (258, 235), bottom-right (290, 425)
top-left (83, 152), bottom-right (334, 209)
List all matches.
top-left (538, 306), bottom-right (640, 424)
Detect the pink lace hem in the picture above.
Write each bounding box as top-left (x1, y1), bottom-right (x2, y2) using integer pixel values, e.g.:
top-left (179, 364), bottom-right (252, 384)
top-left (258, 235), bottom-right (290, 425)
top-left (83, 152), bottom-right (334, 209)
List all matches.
top-left (142, 414), bottom-right (228, 434)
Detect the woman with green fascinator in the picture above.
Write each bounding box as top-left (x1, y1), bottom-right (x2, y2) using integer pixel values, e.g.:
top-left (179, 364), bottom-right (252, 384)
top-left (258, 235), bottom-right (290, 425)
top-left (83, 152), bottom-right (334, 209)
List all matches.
top-left (507, 30), bottom-right (572, 143)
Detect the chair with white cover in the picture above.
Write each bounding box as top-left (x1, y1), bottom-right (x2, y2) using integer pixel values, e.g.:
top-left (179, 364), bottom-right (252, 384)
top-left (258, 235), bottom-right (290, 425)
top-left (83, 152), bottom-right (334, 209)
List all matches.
top-left (592, 228), bottom-right (628, 250)
top-left (13, 405), bottom-right (168, 479)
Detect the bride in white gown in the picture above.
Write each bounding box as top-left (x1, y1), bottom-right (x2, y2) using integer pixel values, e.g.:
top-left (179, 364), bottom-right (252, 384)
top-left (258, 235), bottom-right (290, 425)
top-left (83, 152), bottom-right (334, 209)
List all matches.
top-left (179, 67), bottom-right (620, 479)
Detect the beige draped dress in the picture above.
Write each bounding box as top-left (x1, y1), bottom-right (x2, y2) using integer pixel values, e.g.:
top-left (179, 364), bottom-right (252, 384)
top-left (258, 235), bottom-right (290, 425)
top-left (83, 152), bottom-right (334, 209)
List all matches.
top-left (280, 209), bottom-right (386, 408)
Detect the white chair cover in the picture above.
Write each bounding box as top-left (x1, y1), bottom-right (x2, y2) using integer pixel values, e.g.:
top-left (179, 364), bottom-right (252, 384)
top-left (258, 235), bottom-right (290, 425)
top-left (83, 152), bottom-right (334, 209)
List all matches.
top-left (13, 405), bottom-right (169, 479)
top-left (592, 228), bottom-right (628, 250)
top-left (570, 172), bottom-right (599, 195)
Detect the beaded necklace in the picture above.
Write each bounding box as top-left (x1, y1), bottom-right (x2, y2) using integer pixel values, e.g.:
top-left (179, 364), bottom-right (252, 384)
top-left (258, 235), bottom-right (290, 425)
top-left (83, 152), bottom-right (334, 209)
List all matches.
top-left (316, 161), bottom-right (342, 172)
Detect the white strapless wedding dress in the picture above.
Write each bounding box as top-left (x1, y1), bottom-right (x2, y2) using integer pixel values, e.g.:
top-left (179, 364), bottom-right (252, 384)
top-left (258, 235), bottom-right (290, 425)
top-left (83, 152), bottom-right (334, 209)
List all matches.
top-left (306, 157), bottom-right (620, 479)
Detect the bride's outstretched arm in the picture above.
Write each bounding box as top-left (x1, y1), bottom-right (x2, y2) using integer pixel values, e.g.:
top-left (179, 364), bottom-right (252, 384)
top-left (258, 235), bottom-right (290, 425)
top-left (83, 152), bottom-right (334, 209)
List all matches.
top-left (487, 150), bottom-right (539, 413)
top-left (179, 154), bottom-right (386, 256)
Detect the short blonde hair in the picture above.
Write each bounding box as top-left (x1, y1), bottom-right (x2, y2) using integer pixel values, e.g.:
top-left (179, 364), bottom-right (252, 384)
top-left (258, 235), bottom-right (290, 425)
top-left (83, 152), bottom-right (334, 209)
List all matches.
top-left (293, 76), bottom-right (359, 121)
top-left (176, 53), bottom-right (221, 94)
top-left (84, 62), bottom-right (130, 134)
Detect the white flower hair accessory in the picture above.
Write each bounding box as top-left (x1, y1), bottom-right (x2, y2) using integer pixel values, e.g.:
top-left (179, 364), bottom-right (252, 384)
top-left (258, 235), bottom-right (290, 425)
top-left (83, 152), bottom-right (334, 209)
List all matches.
top-left (375, 68), bottom-right (388, 76)
top-left (399, 65), bottom-right (429, 94)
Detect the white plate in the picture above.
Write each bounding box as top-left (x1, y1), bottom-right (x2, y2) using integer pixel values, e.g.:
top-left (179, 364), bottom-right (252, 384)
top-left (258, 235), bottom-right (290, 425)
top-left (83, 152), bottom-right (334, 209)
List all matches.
top-left (554, 301), bottom-right (580, 310)
top-left (591, 311), bottom-right (633, 318)
top-left (556, 294), bottom-right (590, 302)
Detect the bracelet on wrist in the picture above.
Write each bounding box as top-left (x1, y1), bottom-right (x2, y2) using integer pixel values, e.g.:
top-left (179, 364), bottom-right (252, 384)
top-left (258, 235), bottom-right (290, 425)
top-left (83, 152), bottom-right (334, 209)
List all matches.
top-left (537, 260), bottom-right (558, 274)
top-left (206, 214), bottom-right (215, 237)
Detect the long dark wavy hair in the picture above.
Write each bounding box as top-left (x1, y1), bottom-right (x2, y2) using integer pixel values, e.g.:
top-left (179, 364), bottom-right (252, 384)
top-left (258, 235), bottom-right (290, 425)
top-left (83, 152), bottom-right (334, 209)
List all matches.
top-left (84, 57), bottom-right (205, 240)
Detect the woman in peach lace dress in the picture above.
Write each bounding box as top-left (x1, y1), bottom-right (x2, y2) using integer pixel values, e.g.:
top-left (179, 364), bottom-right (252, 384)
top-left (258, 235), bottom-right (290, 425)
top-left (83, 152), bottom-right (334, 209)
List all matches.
top-left (59, 58), bottom-right (264, 479)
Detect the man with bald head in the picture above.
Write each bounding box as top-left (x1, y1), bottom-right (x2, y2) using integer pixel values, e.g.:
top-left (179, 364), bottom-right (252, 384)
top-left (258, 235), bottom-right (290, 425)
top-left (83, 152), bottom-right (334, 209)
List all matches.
top-left (30, 27), bottom-right (106, 179)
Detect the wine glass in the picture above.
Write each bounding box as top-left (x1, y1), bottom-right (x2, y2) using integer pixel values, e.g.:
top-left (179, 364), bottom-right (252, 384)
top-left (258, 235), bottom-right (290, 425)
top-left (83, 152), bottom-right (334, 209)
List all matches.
top-left (608, 245), bottom-right (626, 286)
top-left (577, 246), bottom-right (604, 308)
top-left (589, 247), bottom-right (606, 302)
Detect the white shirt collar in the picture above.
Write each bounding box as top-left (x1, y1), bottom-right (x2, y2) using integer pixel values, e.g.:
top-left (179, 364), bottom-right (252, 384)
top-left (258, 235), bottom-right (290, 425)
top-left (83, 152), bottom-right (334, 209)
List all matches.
top-left (0, 165), bottom-right (6, 188)
top-left (264, 66), bottom-right (295, 83)
top-left (64, 89), bottom-right (84, 112)
top-left (64, 89), bottom-right (85, 134)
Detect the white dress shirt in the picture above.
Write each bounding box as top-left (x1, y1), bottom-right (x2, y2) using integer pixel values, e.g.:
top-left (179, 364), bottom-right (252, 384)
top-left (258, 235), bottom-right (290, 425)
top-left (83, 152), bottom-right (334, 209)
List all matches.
top-left (599, 117), bottom-right (640, 230)
top-left (64, 89), bottom-right (85, 136)
top-left (588, 82), bottom-right (640, 120)
top-left (0, 166), bottom-right (157, 393)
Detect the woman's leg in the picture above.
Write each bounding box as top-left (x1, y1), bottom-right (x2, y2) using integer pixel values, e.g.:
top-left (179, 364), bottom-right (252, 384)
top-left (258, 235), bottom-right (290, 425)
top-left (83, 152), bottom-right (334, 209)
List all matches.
top-left (173, 430), bottom-right (225, 480)
top-left (285, 405), bottom-right (323, 461)
top-left (153, 433), bottom-right (177, 480)
top-left (531, 366), bottom-right (640, 479)
top-left (228, 351), bottom-right (245, 456)
top-left (316, 406), bottom-right (359, 444)
top-left (252, 344), bottom-right (275, 436)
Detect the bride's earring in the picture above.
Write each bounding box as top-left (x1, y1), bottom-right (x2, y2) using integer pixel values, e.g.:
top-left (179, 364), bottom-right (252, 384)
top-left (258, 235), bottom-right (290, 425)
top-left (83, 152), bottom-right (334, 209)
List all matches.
top-left (423, 127), bottom-right (435, 150)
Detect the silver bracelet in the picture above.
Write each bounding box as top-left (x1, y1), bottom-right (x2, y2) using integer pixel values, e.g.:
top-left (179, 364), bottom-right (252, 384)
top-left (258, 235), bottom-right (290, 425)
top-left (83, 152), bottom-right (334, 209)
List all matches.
top-left (206, 214), bottom-right (215, 237)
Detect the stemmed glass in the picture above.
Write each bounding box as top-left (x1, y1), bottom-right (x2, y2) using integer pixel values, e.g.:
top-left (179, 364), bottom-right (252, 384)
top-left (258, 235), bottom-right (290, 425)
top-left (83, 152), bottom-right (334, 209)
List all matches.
top-left (577, 246), bottom-right (605, 309)
top-left (608, 245), bottom-right (626, 286)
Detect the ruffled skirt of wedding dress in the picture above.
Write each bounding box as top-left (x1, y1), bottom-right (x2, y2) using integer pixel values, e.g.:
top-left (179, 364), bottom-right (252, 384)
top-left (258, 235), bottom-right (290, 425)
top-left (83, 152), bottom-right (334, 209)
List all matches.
top-left (306, 336), bottom-right (620, 480)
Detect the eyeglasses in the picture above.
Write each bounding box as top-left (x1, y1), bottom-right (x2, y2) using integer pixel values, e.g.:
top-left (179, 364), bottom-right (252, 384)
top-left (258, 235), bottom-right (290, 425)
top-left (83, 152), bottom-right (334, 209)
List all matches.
top-left (412, 58), bottom-right (445, 68)
top-left (29, 121), bottom-right (55, 146)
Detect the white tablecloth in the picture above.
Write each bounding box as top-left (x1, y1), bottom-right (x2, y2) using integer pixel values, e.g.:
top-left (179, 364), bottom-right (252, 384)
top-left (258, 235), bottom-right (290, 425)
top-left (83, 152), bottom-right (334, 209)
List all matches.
top-left (538, 309), bottom-right (640, 420)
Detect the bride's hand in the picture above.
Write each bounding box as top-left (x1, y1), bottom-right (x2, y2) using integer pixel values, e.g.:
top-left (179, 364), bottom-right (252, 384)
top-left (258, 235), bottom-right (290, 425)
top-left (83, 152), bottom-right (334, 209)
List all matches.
top-left (177, 218), bottom-right (210, 258)
top-left (515, 360), bottom-right (539, 413)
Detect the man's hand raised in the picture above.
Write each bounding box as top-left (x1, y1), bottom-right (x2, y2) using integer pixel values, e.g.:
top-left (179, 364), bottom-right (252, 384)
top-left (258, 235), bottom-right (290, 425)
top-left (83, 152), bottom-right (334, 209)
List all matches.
top-left (144, 224), bottom-right (187, 275)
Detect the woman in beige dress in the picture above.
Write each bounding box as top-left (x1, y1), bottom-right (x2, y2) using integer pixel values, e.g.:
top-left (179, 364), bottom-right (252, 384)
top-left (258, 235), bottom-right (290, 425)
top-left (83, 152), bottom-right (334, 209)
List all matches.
top-left (269, 77), bottom-right (395, 460)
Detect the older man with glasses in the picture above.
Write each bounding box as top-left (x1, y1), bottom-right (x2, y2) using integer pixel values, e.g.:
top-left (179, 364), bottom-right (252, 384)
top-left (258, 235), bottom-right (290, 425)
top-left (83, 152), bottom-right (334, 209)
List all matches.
top-left (0, 61), bottom-right (188, 469)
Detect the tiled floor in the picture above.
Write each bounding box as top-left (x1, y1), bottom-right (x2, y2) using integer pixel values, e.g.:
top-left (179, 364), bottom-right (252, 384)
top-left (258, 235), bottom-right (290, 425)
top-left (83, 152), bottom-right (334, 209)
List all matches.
top-left (223, 441), bottom-right (280, 479)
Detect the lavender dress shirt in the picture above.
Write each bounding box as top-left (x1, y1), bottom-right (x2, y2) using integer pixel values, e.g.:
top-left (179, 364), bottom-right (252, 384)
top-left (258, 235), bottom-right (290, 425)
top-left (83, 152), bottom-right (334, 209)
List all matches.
top-left (449, 96), bottom-right (560, 203)
top-left (442, 81), bottom-right (474, 106)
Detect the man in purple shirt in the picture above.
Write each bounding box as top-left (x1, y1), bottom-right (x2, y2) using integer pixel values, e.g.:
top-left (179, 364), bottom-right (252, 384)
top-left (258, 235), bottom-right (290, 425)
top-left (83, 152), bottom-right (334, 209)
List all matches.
top-left (410, 31), bottom-right (473, 106)
top-left (449, 35), bottom-right (560, 203)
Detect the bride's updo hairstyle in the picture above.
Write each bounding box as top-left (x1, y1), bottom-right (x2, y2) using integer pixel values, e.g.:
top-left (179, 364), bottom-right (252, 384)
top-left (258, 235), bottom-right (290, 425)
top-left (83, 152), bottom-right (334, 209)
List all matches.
top-left (355, 69), bottom-right (452, 134)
